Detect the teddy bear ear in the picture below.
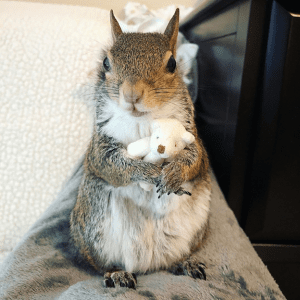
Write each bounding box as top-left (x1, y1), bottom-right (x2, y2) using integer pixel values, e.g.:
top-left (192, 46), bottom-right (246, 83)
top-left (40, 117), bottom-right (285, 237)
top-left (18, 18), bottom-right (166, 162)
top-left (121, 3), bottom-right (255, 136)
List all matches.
top-left (182, 131), bottom-right (195, 144)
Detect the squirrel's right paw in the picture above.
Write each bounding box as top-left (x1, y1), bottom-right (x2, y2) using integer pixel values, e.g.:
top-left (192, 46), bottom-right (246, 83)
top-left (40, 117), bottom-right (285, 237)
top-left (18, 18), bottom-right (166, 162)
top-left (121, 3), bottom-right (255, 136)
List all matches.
top-left (139, 162), bottom-right (162, 186)
top-left (156, 161), bottom-right (191, 198)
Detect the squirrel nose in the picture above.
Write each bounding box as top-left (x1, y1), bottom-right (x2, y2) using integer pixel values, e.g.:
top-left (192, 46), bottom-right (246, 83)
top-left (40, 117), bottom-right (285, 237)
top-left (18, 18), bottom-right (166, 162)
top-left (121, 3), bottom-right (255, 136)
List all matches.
top-left (123, 82), bottom-right (143, 104)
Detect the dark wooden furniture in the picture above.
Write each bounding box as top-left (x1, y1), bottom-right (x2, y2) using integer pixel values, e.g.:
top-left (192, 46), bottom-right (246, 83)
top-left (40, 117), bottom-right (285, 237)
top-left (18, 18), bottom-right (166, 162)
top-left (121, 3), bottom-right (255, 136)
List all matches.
top-left (180, 1), bottom-right (300, 299)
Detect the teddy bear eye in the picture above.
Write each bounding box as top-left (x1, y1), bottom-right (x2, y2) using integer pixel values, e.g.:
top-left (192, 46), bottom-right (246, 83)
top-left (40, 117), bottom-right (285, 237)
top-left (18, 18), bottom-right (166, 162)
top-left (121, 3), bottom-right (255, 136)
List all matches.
top-left (166, 55), bottom-right (176, 73)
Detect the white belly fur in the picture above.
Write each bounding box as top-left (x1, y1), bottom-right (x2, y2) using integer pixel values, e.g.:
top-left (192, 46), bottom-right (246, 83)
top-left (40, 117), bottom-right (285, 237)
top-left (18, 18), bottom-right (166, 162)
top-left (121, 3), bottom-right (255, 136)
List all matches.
top-left (98, 181), bottom-right (211, 273)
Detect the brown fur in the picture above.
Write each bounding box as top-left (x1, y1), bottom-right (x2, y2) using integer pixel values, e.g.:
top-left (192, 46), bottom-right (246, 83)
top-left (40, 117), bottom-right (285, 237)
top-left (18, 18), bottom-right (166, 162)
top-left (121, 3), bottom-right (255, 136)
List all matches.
top-left (181, 137), bottom-right (209, 182)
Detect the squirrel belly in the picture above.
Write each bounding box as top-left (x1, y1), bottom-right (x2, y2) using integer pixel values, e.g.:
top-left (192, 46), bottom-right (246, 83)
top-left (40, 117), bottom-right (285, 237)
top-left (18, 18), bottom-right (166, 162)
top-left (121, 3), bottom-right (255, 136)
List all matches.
top-left (71, 171), bottom-right (211, 273)
top-left (104, 179), bottom-right (210, 273)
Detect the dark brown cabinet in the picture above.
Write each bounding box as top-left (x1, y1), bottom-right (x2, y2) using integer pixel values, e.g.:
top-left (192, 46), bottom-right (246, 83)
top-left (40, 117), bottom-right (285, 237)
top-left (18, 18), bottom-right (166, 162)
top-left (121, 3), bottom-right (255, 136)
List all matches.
top-left (180, 0), bottom-right (300, 299)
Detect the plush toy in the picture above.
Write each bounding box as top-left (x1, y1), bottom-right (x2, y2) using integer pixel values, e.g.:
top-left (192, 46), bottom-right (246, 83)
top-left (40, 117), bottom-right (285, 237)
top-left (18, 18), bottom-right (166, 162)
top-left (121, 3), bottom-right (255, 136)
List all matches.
top-left (127, 118), bottom-right (195, 191)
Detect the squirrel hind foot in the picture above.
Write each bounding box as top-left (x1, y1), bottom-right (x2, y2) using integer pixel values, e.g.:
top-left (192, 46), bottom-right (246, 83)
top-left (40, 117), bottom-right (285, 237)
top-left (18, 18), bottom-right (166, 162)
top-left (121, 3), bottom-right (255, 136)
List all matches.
top-left (104, 271), bottom-right (137, 289)
top-left (168, 258), bottom-right (206, 280)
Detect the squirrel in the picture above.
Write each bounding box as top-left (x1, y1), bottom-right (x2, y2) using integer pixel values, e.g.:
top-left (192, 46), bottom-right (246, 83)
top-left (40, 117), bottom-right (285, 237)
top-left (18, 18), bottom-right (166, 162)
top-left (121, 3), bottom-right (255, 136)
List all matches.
top-left (70, 8), bottom-right (211, 289)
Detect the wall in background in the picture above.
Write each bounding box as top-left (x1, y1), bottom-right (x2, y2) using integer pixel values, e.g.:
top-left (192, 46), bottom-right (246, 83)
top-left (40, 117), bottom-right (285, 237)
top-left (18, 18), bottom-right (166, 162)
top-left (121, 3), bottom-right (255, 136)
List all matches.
top-left (6, 0), bottom-right (197, 16)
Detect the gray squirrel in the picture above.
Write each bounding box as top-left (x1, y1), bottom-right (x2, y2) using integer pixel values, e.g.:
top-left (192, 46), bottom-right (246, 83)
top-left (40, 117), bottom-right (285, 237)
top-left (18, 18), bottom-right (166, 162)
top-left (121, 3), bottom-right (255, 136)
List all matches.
top-left (70, 8), bottom-right (211, 289)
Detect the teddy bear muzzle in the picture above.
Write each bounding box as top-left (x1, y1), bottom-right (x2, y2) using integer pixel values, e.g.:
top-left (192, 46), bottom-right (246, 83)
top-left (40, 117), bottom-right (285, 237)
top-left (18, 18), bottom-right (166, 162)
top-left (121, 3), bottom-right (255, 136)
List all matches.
top-left (157, 145), bottom-right (165, 154)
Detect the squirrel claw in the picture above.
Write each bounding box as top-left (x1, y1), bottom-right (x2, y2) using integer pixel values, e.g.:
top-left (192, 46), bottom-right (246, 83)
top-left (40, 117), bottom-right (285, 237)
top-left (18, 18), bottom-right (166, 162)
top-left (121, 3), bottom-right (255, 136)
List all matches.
top-left (174, 187), bottom-right (192, 196)
top-left (182, 190), bottom-right (192, 196)
top-left (156, 185), bottom-right (192, 198)
top-left (156, 187), bottom-right (165, 198)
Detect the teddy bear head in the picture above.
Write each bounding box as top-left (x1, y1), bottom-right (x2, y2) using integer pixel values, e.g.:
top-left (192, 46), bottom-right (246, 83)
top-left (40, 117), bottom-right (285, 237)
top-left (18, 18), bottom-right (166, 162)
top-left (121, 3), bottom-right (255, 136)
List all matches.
top-left (150, 119), bottom-right (195, 159)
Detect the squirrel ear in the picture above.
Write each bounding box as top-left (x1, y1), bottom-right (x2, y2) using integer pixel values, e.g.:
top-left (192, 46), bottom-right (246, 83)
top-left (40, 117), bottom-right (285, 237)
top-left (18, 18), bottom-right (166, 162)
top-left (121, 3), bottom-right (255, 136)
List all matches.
top-left (110, 10), bottom-right (123, 42)
top-left (164, 8), bottom-right (179, 57)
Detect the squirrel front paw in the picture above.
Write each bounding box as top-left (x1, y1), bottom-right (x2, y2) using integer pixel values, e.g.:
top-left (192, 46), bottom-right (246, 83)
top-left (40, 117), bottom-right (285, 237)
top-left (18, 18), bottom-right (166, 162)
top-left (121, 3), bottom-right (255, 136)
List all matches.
top-left (156, 161), bottom-right (191, 198)
top-left (138, 161), bottom-right (162, 186)
top-left (104, 271), bottom-right (137, 289)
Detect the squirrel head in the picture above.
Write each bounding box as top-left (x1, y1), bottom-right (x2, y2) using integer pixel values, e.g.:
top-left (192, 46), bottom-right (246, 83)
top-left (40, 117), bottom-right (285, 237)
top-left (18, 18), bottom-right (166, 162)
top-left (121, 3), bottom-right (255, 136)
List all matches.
top-left (97, 9), bottom-right (187, 118)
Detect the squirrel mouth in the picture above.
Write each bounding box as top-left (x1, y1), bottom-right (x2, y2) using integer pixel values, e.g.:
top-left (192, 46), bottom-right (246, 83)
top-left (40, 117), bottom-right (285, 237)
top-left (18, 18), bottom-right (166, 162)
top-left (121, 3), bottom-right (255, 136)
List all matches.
top-left (131, 107), bottom-right (147, 117)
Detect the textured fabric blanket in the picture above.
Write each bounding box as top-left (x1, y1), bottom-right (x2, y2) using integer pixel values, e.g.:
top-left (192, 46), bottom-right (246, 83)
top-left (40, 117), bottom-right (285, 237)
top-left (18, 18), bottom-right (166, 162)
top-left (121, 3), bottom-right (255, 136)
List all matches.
top-left (0, 1), bottom-right (285, 299)
top-left (0, 158), bottom-right (285, 299)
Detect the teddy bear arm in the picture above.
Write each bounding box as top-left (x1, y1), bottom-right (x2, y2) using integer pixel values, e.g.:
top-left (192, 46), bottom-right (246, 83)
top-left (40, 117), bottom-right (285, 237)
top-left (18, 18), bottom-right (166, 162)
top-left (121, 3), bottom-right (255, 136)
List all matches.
top-left (182, 131), bottom-right (195, 144)
top-left (144, 151), bottom-right (165, 165)
top-left (127, 137), bottom-right (151, 158)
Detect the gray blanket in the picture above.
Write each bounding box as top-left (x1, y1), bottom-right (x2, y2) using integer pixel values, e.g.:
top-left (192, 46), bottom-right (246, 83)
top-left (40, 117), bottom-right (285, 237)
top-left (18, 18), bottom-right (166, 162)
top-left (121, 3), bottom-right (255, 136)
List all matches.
top-left (0, 157), bottom-right (286, 299)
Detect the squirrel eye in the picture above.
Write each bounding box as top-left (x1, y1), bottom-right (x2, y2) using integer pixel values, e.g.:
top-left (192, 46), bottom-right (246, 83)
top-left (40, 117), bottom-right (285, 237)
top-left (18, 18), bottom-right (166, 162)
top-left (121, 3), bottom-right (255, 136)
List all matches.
top-left (166, 55), bottom-right (176, 73)
top-left (103, 57), bottom-right (110, 71)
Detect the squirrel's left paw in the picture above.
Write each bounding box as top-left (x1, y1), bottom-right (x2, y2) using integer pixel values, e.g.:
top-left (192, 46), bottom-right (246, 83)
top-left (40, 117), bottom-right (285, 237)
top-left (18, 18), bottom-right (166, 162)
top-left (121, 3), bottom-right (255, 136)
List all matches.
top-left (156, 162), bottom-right (191, 198)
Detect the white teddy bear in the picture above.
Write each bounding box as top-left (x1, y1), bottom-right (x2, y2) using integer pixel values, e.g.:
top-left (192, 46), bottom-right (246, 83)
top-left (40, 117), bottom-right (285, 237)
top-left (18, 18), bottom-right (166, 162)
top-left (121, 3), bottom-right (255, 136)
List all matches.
top-left (127, 118), bottom-right (195, 191)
